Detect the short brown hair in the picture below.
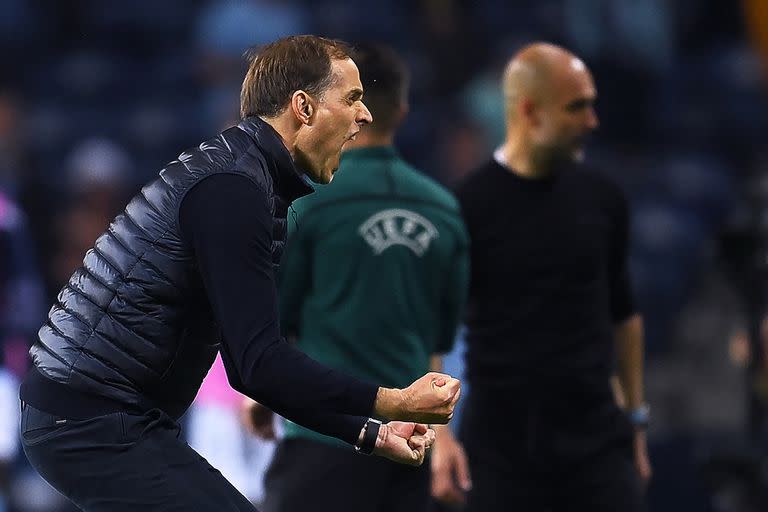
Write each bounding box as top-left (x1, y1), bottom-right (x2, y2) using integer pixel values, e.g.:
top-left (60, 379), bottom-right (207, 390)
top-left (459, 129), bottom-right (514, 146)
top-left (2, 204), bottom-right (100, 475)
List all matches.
top-left (352, 43), bottom-right (409, 134)
top-left (240, 35), bottom-right (353, 119)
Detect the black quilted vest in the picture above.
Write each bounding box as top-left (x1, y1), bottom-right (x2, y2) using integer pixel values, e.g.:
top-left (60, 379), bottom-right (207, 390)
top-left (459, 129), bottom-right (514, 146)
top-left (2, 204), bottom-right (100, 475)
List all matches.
top-left (29, 117), bottom-right (313, 418)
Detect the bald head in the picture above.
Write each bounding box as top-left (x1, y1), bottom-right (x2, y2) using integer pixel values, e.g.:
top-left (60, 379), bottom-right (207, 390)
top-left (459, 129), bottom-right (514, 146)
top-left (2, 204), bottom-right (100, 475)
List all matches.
top-left (500, 42), bottom-right (598, 168)
top-left (503, 43), bottom-right (590, 116)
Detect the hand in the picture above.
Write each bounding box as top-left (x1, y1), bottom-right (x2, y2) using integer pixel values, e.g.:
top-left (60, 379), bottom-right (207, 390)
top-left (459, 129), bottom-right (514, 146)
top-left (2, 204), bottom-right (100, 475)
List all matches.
top-left (372, 422), bottom-right (436, 467)
top-left (376, 373), bottom-right (461, 424)
top-left (633, 430), bottom-right (652, 485)
top-left (431, 426), bottom-right (472, 506)
top-left (240, 398), bottom-right (275, 439)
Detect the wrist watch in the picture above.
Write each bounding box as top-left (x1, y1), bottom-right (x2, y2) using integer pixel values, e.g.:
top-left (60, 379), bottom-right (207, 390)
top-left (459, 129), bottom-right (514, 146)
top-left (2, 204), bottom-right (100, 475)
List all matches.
top-left (628, 403), bottom-right (650, 429)
top-left (355, 418), bottom-right (382, 455)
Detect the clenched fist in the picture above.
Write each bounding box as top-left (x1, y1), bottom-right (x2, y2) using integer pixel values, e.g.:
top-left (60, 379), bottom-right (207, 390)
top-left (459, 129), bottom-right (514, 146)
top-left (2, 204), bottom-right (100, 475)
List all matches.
top-left (373, 422), bottom-right (436, 467)
top-left (375, 372), bottom-right (461, 424)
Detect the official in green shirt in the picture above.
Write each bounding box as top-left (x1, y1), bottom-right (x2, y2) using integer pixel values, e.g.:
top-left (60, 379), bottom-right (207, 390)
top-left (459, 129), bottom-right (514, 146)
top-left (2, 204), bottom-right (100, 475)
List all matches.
top-left (279, 142), bottom-right (467, 399)
top-left (258, 44), bottom-right (471, 512)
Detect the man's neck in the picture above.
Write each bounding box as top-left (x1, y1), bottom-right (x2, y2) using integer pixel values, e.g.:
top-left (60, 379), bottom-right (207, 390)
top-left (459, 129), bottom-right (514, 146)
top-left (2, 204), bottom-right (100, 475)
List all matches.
top-left (262, 115), bottom-right (299, 160)
top-left (498, 134), bottom-right (553, 179)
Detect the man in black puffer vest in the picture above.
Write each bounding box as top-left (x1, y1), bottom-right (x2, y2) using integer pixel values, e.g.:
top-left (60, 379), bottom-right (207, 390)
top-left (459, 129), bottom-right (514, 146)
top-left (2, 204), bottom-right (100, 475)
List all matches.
top-left (19, 35), bottom-right (461, 512)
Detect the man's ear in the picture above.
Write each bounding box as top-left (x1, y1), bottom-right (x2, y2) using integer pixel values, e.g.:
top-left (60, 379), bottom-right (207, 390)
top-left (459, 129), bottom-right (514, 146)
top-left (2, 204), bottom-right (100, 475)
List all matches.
top-left (517, 98), bottom-right (539, 127)
top-left (291, 90), bottom-right (315, 126)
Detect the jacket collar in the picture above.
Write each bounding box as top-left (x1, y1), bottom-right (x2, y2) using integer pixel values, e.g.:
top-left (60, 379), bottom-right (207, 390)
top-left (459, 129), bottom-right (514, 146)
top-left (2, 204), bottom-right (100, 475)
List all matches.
top-left (238, 116), bottom-right (314, 202)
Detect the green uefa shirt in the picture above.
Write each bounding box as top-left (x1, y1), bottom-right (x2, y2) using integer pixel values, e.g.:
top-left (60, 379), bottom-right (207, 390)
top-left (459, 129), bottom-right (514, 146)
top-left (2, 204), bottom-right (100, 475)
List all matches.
top-left (278, 146), bottom-right (469, 446)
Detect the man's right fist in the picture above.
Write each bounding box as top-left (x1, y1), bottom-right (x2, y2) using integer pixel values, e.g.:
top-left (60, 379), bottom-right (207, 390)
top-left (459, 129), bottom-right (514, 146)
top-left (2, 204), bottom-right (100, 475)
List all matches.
top-left (373, 422), bottom-right (436, 467)
top-left (375, 372), bottom-right (461, 424)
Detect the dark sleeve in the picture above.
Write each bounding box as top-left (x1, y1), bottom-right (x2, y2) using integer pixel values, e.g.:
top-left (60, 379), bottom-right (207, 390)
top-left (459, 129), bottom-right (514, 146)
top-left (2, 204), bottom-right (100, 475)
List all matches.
top-left (435, 220), bottom-right (470, 354)
top-left (607, 189), bottom-right (636, 323)
top-left (179, 174), bottom-right (376, 444)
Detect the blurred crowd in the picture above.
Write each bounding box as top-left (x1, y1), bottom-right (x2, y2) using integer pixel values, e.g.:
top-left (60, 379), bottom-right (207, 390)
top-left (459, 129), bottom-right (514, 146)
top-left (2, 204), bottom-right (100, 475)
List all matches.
top-left (1, 0), bottom-right (767, 510)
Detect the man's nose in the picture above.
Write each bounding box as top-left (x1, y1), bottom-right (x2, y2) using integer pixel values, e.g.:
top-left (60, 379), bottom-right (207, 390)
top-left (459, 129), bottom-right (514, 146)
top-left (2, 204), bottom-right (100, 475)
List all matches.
top-left (586, 107), bottom-right (599, 130)
top-left (358, 102), bottom-right (373, 125)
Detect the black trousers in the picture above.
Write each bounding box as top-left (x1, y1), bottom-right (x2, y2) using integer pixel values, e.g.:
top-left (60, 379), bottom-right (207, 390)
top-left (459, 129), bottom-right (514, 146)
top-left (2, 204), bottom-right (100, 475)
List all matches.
top-left (20, 401), bottom-right (256, 511)
top-left (263, 438), bottom-right (431, 512)
top-left (460, 391), bottom-right (646, 512)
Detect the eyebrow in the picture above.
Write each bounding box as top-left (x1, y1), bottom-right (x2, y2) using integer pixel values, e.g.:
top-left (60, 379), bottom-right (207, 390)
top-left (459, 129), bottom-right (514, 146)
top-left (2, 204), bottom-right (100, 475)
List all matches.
top-left (566, 96), bottom-right (596, 109)
top-left (348, 88), bottom-right (364, 101)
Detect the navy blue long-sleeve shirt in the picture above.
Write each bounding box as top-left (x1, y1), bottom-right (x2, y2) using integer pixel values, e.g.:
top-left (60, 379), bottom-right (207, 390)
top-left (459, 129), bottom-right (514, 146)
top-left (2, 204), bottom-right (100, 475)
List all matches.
top-left (178, 174), bottom-right (376, 444)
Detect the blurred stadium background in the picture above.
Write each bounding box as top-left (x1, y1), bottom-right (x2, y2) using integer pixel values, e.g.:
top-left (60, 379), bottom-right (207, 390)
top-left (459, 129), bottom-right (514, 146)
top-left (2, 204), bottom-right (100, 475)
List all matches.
top-left (1, 0), bottom-right (768, 510)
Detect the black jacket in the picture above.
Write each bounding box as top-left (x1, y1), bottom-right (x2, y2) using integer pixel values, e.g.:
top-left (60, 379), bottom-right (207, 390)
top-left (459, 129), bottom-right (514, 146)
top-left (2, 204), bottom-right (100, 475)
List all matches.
top-left (30, 117), bottom-right (316, 419)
